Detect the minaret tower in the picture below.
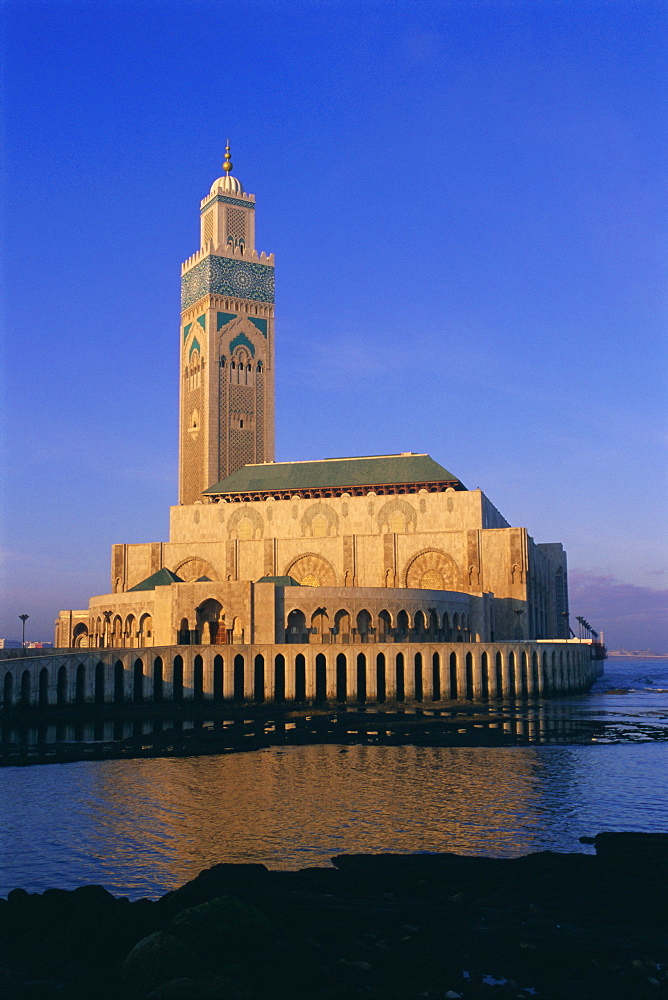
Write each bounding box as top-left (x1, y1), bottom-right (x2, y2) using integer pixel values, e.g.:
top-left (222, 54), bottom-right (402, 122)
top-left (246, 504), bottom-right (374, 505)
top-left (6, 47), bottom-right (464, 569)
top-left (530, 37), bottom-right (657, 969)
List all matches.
top-left (179, 143), bottom-right (275, 504)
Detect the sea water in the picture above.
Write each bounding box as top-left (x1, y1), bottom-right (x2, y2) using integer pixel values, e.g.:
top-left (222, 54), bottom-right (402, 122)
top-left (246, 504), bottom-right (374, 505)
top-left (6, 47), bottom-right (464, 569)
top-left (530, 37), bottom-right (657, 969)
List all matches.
top-left (0, 655), bottom-right (666, 899)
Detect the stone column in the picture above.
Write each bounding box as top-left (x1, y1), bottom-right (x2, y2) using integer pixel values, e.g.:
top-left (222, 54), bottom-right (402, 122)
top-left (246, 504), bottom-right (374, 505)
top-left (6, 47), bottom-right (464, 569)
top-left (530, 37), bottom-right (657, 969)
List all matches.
top-left (366, 655), bottom-right (377, 703)
top-left (243, 655), bottom-right (254, 701)
top-left (404, 652), bottom-right (416, 701)
top-left (223, 657), bottom-right (235, 700)
top-left (525, 652), bottom-right (535, 698)
top-left (326, 654), bottom-right (338, 701)
top-left (422, 650), bottom-right (434, 701)
top-left (346, 654), bottom-right (357, 703)
top-left (513, 651), bottom-right (523, 698)
top-left (501, 652), bottom-right (512, 698)
top-left (486, 651), bottom-right (497, 700)
top-left (182, 654), bottom-right (195, 700)
top-left (303, 653), bottom-right (315, 700)
top-left (456, 653), bottom-right (467, 701)
top-left (202, 654), bottom-right (214, 701)
top-left (285, 654), bottom-right (297, 700)
top-left (439, 651), bottom-right (452, 700)
top-left (385, 654), bottom-right (397, 701)
top-left (123, 659), bottom-right (134, 701)
top-left (471, 651), bottom-right (483, 700)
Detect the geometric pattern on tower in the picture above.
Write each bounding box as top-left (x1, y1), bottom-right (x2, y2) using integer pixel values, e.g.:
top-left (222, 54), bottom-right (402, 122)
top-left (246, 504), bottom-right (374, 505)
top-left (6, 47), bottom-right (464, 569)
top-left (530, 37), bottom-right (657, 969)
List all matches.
top-left (182, 255), bottom-right (275, 310)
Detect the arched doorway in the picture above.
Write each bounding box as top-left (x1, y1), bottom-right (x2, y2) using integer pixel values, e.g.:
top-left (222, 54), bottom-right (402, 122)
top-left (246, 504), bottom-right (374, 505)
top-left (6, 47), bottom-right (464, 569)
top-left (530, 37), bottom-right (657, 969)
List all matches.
top-left (193, 655), bottom-right (204, 701)
top-left (336, 654), bottom-right (347, 702)
top-left (395, 653), bottom-right (405, 701)
top-left (295, 654), bottom-right (306, 701)
top-left (233, 655), bottom-right (244, 701)
top-left (20, 670), bottom-right (31, 707)
top-left (197, 600), bottom-right (225, 644)
top-left (286, 609), bottom-right (307, 643)
top-left (153, 657), bottom-right (164, 702)
top-left (213, 655), bottom-right (223, 701)
top-left (173, 655), bottom-right (184, 702)
top-left (72, 623), bottom-right (89, 648)
top-left (376, 653), bottom-right (386, 702)
top-left (356, 610), bottom-right (372, 643)
top-left (311, 608), bottom-right (329, 641)
top-left (432, 652), bottom-right (441, 700)
top-left (465, 652), bottom-right (474, 700)
top-left (334, 610), bottom-right (351, 642)
top-left (254, 655), bottom-right (265, 702)
top-left (414, 653), bottom-right (423, 701)
top-left (274, 654), bottom-right (285, 702)
top-left (315, 654), bottom-right (327, 701)
top-left (449, 652), bottom-right (458, 699)
top-left (356, 653), bottom-right (366, 703)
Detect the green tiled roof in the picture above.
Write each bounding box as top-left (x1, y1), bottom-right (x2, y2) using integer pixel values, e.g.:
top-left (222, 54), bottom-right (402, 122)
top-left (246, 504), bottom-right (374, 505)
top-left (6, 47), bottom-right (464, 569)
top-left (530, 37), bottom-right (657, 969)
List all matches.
top-left (128, 568), bottom-right (183, 592)
top-left (204, 454), bottom-right (463, 495)
top-left (257, 576), bottom-right (302, 586)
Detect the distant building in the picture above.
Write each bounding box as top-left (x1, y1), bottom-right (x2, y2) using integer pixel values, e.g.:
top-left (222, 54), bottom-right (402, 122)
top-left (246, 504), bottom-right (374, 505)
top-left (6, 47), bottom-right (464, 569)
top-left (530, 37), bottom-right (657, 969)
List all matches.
top-left (55, 148), bottom-right (569, 650)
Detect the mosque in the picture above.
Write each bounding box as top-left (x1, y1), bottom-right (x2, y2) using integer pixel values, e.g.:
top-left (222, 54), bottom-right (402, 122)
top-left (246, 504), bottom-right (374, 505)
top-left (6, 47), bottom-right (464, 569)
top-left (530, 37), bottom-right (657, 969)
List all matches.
top-left (55, 147), bottom-right (570, 656)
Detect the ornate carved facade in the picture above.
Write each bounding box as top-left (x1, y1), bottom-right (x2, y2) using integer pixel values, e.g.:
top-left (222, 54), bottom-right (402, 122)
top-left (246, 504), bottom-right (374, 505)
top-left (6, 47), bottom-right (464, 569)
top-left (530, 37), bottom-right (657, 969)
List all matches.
top-left (56, 151), bottom-right (571, 655)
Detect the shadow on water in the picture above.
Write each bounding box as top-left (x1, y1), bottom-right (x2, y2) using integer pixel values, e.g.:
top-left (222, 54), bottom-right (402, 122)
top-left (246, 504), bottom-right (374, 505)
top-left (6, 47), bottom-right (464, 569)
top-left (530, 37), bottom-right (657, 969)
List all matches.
top-left (3, 689), bottom-right (668, 766)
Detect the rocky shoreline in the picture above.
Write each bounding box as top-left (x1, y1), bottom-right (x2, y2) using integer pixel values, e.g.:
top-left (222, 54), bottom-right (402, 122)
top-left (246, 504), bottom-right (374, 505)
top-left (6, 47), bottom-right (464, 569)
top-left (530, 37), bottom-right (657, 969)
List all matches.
top-left (1, 832), bottom-right (667, 1000)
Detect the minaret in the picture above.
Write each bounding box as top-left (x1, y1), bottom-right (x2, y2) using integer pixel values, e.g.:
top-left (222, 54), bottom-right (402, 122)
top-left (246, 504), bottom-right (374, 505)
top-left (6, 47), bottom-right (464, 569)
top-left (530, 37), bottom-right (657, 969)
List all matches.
top-left (179, 143), bottom-right (275, 504)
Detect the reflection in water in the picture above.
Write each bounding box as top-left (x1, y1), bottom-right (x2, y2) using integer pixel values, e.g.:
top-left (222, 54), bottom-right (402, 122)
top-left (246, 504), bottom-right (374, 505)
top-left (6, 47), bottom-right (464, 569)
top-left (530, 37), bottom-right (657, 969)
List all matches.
top-left (1, 659), bottom-right (667, 899)
top-left (2, 742), bottom-right (668, 899)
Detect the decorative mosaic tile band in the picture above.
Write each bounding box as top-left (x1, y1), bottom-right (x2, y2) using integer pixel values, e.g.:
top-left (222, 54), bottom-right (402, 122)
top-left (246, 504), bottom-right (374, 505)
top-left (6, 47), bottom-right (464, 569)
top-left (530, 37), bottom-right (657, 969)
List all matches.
top-left (200, 194), bottom-right (255, 214)
top-left (181, 255), bottom-right (275, 310)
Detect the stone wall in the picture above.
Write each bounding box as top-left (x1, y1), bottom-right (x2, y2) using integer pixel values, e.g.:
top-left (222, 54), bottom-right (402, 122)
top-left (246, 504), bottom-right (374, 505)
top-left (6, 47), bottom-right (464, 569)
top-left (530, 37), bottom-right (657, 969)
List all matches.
top-left (1, 640), bottom-right (600, 709)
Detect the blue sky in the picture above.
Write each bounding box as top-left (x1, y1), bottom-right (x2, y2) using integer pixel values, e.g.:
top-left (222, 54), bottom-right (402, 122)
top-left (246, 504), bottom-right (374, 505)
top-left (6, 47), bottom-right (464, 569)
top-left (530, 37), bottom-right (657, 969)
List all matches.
top-left (1, 0), bottom-right (666, 650)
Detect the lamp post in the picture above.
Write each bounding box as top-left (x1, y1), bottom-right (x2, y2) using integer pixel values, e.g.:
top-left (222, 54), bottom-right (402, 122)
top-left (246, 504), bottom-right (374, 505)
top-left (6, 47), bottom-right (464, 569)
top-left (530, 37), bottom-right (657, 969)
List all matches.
top-left (19, 614), bottom-right (29, 650)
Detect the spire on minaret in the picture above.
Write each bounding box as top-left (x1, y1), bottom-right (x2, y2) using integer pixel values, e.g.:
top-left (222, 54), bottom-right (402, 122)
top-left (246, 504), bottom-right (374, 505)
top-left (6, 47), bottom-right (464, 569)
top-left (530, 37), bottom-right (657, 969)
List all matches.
top-left (209, 140), bottom-right (245, 196)
top-left (223, 140), bottom-right (233, 174)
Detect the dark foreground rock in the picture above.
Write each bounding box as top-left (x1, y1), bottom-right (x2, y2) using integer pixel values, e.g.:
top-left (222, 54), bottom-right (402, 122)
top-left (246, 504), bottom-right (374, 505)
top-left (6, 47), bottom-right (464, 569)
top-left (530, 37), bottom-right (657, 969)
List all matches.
top-left (1, 833), bottom-right (667, 1000)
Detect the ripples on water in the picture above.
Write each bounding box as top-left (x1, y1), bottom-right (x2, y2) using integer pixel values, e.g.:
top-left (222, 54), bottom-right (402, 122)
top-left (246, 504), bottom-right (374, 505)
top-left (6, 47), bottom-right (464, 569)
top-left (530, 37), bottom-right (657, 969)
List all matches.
top-left (1, 656), bottom-right (667, 899)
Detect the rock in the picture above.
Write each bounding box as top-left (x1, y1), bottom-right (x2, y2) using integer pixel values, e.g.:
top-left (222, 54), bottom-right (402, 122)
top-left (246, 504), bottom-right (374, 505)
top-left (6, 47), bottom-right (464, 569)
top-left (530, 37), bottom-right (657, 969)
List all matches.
top-left (583, 832), bottom-right (668, 862)
top-left (102, 897), bottom-right (163, 962)
top-left (159, 864), bottom-right (269, 914)
top-left (121, 931), bottom-right (196, 989)
top-left (169, 896), bottom-right (274, 965)
top-left (146, 975), bottom-right (254, 999)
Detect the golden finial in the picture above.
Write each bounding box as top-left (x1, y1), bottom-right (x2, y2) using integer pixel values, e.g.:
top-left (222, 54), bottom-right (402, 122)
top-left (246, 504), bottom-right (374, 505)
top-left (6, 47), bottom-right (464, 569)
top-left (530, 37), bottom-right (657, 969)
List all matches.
top-left (223, 140), bottom-right (233, 174)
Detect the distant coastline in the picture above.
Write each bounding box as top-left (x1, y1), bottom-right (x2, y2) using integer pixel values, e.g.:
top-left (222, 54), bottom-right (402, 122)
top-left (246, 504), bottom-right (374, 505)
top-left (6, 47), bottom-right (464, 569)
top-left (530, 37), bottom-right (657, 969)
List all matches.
top-left (607, 651), bottom-right (668, 658)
